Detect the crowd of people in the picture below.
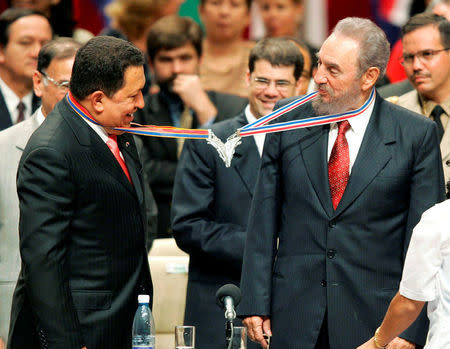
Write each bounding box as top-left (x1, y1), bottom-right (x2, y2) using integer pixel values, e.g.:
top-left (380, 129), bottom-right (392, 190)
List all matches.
top-left (0, 0), bottom-right (449, 348)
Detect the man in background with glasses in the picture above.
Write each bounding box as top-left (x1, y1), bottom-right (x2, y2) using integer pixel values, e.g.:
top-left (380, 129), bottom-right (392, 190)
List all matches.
top-left (0, 8), bottom-right (52, 131)
top-left (396, 13), bottom-right (450, 193)
top-left (171, 37), bottom-right (303, 349)
top-left (0, 37), bottom-right (80, 349)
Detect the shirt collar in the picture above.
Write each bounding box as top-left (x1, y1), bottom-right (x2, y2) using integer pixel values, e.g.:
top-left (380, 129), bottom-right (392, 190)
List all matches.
top-left (36, 106), bottom-right (45, 126)
top-left (0, 76), bottom-right (33, 119)
top-left (419, 93), bottom-right (450, 117)
top-left (329, 93), bottom-right (376, 136)
top-left (244, 105), bottom-right (257, 124)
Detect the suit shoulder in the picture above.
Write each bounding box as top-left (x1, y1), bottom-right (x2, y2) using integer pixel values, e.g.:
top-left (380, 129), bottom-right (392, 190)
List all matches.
top-left (381, 97), bottom-right (431, 126)
top-left (0, 116), bottom-right (36, 143)
top-left (211, 114), bottom-right (244, 139)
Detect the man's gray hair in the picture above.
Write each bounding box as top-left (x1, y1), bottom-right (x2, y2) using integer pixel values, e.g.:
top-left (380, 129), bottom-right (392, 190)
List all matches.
top-left (333, 17), bottom-right (390, 82)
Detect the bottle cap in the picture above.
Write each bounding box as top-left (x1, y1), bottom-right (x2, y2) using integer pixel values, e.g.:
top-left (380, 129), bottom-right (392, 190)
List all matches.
top-left (138, 294), bottom-right (150, 304)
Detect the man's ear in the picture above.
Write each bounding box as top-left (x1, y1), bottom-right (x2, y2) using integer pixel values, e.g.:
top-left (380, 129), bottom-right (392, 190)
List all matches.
top-left (245, 70), bottom-right (251, 88)
top-left (89, 91), bottom-right (106, 113)
top-left (33, 71), bottom-right (44, 97)
top-left (361, 67), bottom-right (380, 91)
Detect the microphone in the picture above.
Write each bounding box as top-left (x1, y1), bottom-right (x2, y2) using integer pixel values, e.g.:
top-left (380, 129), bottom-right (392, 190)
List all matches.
top-left (215, 284), bottom-right (241, 321)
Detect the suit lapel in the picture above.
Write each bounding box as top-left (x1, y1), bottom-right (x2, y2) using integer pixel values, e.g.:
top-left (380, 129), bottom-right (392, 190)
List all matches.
top-left (118, 134), bottom-right (144, 204)
top-left (231, 114), bottom-right (260, 196)
top-left (61, 99), bottom-right (138, 199)
top-left (334, 95), bottom-right (394, 216)
top-left (301, 124), bottom-right (334, 217)
top-left (0, 87), bottom-right (12, 130)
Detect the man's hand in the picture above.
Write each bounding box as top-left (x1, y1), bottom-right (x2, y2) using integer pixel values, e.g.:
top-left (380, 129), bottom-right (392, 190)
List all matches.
top-left (172, 74), bottom-right (217, 125)
top-left (386, 337), bottom-right (415, 349)
top-left (0, 336), bottom-right (5, 349)
top-left (243, 316), bottom-right (272, 349)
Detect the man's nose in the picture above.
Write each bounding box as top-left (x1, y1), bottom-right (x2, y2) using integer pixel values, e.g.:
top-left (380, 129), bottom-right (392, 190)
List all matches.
top-left (172, 60), bottom-right (183, 74)
top-left (136, 91), bottom-right (145, 109)
top-left (313, 67), bottom-right (327, 85)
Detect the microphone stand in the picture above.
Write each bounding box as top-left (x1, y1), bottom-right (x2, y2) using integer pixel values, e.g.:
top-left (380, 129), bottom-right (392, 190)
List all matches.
top-left (226, 320), bottom-right (234, 349)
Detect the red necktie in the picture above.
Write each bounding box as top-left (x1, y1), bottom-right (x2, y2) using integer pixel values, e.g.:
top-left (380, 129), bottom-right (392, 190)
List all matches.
top-left (328, 120), bottom-right (351, 210)
top-left (106, 134), bottom-right (132, 184)
top-left (16, 101), bottom-right (25, 124)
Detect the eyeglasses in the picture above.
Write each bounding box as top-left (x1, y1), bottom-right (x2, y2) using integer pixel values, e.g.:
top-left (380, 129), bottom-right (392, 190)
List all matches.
top-left (400, 48), bottom-right (449, 65)
top-left (39, 70), bottom-right (70, 90)
top-left (252, 77), bottom-right (294, 92)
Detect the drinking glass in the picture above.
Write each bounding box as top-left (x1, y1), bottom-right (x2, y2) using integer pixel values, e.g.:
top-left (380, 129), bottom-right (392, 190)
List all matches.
top-left (231, 326), bottom-right (247, 349)
top-left (175, 325), bottom-right (195, 349)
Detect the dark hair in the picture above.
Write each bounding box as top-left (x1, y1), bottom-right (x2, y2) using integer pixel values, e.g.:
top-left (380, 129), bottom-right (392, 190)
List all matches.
top-left (402, 13), bottom-right (450, 49)
top-left (37, 37), bottom-right (81, 72)
top-left (248, 37), bottom-right (304, 80)
top-left (199, 0), bottom-right (251, 11)
top-left (147, 15), bottom-right (203, 62)
top-left (70, 36), bottom-right (144, 100)
top-left (0, 8), bottom-right (50, 47)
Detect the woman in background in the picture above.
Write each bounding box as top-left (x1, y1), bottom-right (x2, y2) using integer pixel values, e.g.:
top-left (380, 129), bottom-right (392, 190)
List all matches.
top-left (199, 0), bottom-right (254, 97)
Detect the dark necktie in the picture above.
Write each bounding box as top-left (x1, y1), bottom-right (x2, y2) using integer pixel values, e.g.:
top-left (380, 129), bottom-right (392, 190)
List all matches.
top-left (329, 120), bottom-right (351, 210)
top-left (16, 101), bottom-right (25, 124)
top-left (106, 134), bottom-right (132, 184)
top-left (430, 105), bottom-right (445, 141)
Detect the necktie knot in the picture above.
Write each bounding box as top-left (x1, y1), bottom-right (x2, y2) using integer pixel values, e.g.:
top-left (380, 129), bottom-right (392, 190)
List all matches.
top-left (337, 120), bottom-right (350, 135)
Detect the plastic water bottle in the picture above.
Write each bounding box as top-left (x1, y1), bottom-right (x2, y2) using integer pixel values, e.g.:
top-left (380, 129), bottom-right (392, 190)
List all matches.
top-left (132, 294), bottom-right (156, 349)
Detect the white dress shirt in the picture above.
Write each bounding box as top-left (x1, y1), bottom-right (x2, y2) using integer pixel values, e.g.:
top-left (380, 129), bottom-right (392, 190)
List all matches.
top-left (399, 200), bottom-right (450, 349)
top-left (244, 105), bottom-right (266, 157)
top-left (0, 77), bottom-right (33, 124)
top-left (327, 95), bottom-right (376, 173)
top-left (79, 110), bottom-right (126, 160)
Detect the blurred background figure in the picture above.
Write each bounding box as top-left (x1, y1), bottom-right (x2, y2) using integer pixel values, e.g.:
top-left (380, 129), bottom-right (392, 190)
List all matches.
top-left (286, 37), bottom-right (313, 95)
top-left (102, 0), bottom-right (185, 94)
top-left (0, 37), bottom-right (80, 349)
top-left (8, 0), bottom-right (74, 37)
top-left (199, 0), bottom-right (254, 97)
top-left (0, 8), bottom-right (52, 131)
top-left (258, 0), bottom-right (303, 38)
top-left (136, 15), bottom-right (247, 238)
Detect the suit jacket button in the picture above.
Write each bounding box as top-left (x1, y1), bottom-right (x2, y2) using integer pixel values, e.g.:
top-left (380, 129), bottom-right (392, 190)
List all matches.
top-left (321, 280), bottom-right (327, 287)
top-left (328, 220), bottom-right (336, 228)
top-left (446, 160), bottom-right (450, 166)
top-left (327, 249), bottom-right (336, 259)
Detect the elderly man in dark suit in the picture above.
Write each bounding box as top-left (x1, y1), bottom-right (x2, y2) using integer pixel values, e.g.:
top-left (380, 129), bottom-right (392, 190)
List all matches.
top-left (7, 36), bottom-right (153, 349)
top-left (135, 15), bottom-right (247, 238)
top-left (171, 37), bottom-right (304, 349)
top-left (239, 17), bottom-right (445, 349)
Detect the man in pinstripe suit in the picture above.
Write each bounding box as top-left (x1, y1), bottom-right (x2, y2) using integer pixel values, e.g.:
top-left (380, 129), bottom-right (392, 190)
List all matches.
top-left (8, 36), bottom-right (152, 349)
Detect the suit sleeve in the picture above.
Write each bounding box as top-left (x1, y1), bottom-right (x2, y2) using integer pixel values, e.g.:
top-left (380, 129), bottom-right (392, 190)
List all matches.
top-left (400, 121), bottom-right (445, 344)
top-left (238, 131), bottom-right (281, 317)
top-left (17, 146), bottom-right (85, 348)
top-left (171, 138), bottom-right (246, 272)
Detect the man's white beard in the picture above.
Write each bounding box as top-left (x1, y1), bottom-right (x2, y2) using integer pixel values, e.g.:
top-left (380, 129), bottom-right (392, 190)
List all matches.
top-left (312, 83), bottom-right (362, 115)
